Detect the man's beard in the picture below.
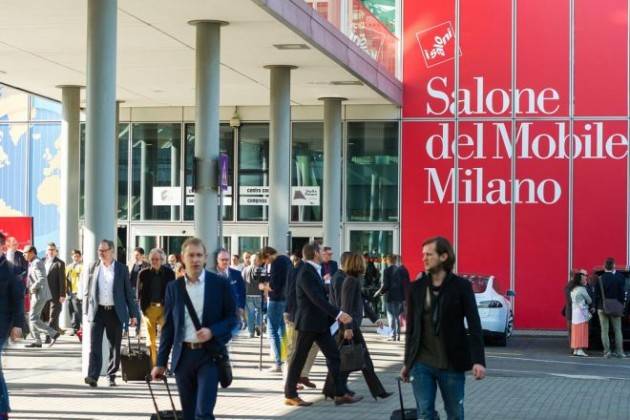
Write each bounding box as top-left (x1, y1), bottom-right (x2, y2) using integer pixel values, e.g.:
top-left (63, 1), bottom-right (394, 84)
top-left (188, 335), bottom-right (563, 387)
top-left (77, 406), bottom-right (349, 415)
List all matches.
top-left (426, 264), bottom-right (442, 275)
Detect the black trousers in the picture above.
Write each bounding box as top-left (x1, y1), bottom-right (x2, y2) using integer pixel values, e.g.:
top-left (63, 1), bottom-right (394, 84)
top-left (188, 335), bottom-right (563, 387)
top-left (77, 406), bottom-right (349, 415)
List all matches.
top-left (284, 329), bottom-right (348, 398)
top-left (68, 294), bottom-right (82, 331)
top-left (87, 306), bottom-right (123, 380)
top-left (323, 327), bottom-right (387, 399)
top-left (42, 298), bottom-right (62, 331)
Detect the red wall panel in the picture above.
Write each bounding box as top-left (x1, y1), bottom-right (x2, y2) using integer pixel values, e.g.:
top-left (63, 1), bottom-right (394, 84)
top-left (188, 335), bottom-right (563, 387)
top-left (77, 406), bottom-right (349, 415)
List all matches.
top-left (514, 122), bottom-right (569, 329)
top-left (401, 122), bottom-right (454, 279)
top-left (517, 0), bottom-right (570, 117)
top-left (457, 122), bottom-right (511, 293)
top-left (573, 121), bottom-right (628, 270)
top-left (575, 0), bottom-right (628, 116)
top-left (459, 0), bottom-right (512, 118)
top-left (403, 0), bottom-right (455, 118)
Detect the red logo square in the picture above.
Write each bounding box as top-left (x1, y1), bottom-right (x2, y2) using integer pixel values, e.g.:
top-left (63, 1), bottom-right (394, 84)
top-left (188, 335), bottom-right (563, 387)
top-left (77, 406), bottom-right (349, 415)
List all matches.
top-left (416, 22), bottom-right (460, 68)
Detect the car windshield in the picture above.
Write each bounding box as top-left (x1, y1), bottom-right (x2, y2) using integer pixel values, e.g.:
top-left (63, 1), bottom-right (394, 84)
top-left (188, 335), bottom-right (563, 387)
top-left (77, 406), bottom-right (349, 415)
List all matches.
top-left (469, 276), bottom-right (489, 294)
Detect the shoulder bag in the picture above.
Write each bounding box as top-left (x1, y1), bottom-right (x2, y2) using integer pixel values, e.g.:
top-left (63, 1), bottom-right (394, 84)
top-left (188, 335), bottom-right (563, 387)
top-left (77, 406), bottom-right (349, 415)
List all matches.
top-left (177, 278), bottom-right (233, 388)
top-left (599, 277), bottom-right (624, 317)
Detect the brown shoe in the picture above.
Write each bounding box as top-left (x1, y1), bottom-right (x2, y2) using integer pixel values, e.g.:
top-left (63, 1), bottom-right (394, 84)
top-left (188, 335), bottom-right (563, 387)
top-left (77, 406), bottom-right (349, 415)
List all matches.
top-left (298, 377), bottom-right (317, 389)
top-left (334, 394), bottom-right (363, 406)
top-left (285, 397), bottom-right (313, 407)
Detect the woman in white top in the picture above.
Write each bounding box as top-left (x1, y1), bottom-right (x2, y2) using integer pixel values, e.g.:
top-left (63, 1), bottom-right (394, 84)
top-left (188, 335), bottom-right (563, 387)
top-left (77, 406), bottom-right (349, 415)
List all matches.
top-left (570, 269), bottom-right (593, 356)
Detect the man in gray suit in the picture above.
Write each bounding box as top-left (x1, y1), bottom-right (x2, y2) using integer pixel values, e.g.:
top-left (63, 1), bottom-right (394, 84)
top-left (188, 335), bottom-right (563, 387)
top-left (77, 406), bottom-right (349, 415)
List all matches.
top-left (23, 245), bottom-right (60, 348)
top-left (83, 239), bottom-right (139, 387)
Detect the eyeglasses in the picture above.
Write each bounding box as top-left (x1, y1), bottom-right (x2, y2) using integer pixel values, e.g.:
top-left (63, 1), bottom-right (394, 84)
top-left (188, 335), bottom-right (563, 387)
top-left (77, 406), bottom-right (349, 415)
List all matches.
top-left (97, 248), bottom-right (111, 253)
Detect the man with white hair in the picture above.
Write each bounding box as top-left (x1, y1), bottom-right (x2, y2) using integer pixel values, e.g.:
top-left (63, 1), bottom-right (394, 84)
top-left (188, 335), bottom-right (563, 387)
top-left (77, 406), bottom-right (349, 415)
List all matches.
top-left (136, 248), bottom-right (175, 366)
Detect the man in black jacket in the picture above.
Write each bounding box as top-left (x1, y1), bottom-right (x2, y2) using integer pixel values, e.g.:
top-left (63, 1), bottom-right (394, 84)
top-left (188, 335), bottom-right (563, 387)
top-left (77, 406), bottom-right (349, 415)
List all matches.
top-left (594, 257), bottom-right (627, 358)
top-left (377, 255), bottom-right (405, 341)
top-left (42, 242), bottom-right (66, 335)
top-left (401, 236), bottom-right (485, 420)
top-left (284, 242), bottom-right (358, 407)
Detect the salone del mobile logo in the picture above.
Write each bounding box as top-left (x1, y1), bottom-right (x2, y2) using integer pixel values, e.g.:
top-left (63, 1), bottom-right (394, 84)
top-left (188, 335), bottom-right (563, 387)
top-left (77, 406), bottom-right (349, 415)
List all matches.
top-left (414, 25), bottom-right (629, 206)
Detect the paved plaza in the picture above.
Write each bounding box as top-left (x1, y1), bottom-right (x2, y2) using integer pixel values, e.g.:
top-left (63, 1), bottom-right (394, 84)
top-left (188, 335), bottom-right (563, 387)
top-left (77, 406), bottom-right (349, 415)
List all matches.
top-left (2, 333), bottom-right (630, 419)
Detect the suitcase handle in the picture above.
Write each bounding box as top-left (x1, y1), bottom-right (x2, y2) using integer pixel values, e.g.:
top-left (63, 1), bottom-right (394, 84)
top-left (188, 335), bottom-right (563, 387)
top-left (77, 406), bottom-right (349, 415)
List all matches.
top-left (397, 377), bottom-right (405, 413)
top-left (145, 375), bottom-right (180, 420)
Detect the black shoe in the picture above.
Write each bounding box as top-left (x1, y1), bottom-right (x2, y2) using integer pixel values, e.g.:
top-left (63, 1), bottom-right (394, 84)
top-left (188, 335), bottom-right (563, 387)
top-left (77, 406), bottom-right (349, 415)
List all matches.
top-left (377, 391), bottom-right (393, 400)
top-left (48, 332), bottom-right (60, 348)
top-left (255, 327), bottom-right (261, 337)
top-left (44, 336), bottom-right (51, 344)
top-left (84, 377), bottom-right (98, 388)
top-left (24, 342), bottom-right (42, 348)
top-left (108, 377), bottom-right (116, 387)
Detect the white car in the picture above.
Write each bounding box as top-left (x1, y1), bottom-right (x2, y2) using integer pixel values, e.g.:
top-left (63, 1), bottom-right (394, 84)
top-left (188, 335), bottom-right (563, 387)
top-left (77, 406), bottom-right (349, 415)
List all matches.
top-left (461, 274), bottom-right (515, 346)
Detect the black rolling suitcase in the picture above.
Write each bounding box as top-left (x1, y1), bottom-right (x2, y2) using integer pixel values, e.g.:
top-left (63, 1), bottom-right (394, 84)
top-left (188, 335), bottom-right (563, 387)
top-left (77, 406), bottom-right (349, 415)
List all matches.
top-left (390, 378), bottom-right (419, 420)
top-left (121, 330), bottom-right (151, 382)
top-left (146, 376), bottom-right (183, 420)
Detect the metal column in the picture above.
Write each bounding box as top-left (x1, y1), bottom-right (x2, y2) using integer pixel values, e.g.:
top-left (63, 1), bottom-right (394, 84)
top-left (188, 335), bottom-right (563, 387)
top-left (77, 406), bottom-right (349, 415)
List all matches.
top-left (320, 97), bottom-right (345, 256)
top-left (57, 85), bottom-right (82, 263)
top-left (266, 65), bottom-right (296, 253)
top-left (190, 20), bottom-right (227, 264)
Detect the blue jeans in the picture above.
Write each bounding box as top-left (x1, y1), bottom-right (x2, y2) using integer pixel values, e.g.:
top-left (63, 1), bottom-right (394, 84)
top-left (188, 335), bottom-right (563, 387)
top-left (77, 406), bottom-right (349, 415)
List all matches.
top-left (386, 301), bottom-right (403, 338)
top-left (246, 295), bottom-right (262, 336)
top-left (410, 362), bottom-right (465, 420)
top-left (266, 300), bottom-right (286, 366)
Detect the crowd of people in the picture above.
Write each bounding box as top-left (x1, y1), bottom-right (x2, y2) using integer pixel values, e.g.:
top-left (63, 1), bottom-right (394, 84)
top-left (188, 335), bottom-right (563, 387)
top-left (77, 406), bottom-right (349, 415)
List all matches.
top-left (0, 232), bottom-right (492, 420)
top-left (563, 257), bottom-right (628, 358)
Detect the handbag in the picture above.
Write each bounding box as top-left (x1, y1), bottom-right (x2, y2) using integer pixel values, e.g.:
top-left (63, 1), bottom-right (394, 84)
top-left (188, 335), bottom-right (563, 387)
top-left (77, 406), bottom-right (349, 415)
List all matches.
top-left (339, 339), bottom-right (365, 372)
top-left (177, 279), bottom-right (233, 388)
top-left (598, 276), bottom-right (625, 317)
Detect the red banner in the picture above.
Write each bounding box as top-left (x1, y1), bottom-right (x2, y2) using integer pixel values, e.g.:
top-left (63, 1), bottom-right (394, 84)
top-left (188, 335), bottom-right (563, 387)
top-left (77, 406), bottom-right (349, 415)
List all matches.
top-left (0, 216), bottom-right (33, 250)
top-left (403, 0), bottom-right (630, 329)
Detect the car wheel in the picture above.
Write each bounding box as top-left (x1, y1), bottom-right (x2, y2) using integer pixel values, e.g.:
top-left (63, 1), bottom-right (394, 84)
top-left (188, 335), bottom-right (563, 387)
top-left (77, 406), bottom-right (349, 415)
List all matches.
top-left (496, 312), bottom-right (513, 347)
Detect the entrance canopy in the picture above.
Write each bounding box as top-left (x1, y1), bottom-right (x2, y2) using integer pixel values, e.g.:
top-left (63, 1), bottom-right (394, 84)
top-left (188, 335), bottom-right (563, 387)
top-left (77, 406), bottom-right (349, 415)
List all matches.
top-left (0, 0), bottom-right (401, 107)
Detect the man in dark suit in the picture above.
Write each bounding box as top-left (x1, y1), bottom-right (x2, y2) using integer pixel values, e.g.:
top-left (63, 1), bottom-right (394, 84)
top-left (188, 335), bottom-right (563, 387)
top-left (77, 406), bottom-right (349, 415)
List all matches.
top-left (594, 257), bottom-right (627, 358)
top-left (42, 242), bottom-right (66, 335)
top-left (5, 236), bottom-right (29, 337)
top-left (320, 246), bottom-right (338, 299)
top-left (284, 242), bottom-right (359, 407)
top-left (401, 236), bottom-right (485, 420)
top-left (0, 232), bottom-right (25, 418)
top-left (376, 255), bottom-right (405, 341)
top-left (83, 239), bottom-right (139, 387)
top-left (215, 249), bottom-right (246, 326)
top-left (151, 237), bottom-right (237, 420)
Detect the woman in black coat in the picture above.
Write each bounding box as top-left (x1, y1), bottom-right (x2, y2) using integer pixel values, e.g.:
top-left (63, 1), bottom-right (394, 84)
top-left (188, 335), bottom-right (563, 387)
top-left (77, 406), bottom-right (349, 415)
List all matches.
top-left (323, 253), bottom-right (392, 401)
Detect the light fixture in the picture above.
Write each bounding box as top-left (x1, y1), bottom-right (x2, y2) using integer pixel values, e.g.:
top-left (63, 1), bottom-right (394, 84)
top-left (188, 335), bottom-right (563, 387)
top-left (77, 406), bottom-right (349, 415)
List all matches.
top-left (273, 43), bottom-right (310, 50)
top-left (0, 70), bottom-right (6, 75)
top-left (330, 80), bottom-right (363, 86)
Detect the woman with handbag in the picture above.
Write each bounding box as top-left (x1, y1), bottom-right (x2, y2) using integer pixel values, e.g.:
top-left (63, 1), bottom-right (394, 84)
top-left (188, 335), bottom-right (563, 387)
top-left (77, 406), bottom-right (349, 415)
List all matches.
top-left (570, 269), bottom-right (592, 357)
top-left (323, 253), bottom-right (392, 401)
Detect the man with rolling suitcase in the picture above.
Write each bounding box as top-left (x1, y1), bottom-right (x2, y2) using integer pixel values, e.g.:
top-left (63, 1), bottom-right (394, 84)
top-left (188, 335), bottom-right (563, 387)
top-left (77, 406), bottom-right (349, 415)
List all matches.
top-left (151, 237), bottom-right (237, 420)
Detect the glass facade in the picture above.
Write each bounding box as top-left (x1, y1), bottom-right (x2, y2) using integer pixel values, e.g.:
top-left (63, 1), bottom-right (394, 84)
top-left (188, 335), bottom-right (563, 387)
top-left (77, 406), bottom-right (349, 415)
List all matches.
top-left (238, 124), bottom-right (269, 222)
top-left (80, 123), bottom-right (131, 221)
top-left (1, 82), bottom-right (401, 257)
top-left (184, 123), bottom-right (234, 221)
top-left (131, 123), bottom-right (181, 221)
top-left (292, 122), bottom-right (323, 222)
top-left (346, 121), bottom-right (399, 222)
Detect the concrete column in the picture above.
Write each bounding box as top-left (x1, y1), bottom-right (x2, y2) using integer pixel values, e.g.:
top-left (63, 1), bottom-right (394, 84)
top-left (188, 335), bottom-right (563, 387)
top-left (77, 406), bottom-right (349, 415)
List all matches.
top-left (114, 100), bottom-right (123, 224)
top-left (189, 20), bottom-right (227, 264)
top-left (84, 0), bottom-right (117, 262)
top-left (170, 138), bottom-right (180, 221)
top-left (57, 85), bottom-right (82, 263)
top-left (320, 97), bottom-right (345, 256)
top-left (82, 0), bottom-right (118, 378)
top-left (265, 65), bottom-right (296, 253)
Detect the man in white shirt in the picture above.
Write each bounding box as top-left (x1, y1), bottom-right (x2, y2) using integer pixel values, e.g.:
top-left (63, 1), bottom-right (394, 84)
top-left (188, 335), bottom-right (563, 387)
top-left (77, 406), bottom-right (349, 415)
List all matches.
top-left (152, 237), bottom-right (237, 420)
top-left (83, 239), bottom-right (139, 387)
